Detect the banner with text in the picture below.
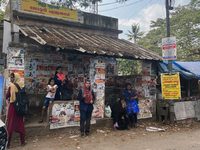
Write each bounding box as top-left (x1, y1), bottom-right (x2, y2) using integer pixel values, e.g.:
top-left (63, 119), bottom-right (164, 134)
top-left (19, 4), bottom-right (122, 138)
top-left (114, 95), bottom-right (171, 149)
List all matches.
top-left (12, 0), bottom-right (84, 23)
top-left (161, 73), bottom-right (181, 99)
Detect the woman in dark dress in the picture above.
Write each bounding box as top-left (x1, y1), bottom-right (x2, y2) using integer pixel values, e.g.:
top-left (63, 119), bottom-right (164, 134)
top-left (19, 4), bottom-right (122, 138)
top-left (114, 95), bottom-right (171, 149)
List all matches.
top-left (5, 73), bottom-right (25, 148)
top-left (54, 66), bottom-right (68, 100)
top-left (77, 80), bottom-right (95, 137)
top-left (112, 98), bottom-right (130, 130)
top-left (123, 83), bottom-right (139, 128)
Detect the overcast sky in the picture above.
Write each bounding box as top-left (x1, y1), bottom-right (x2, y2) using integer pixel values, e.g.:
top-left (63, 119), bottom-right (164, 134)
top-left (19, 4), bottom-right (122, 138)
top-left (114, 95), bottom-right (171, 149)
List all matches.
top-left (80, 0), bottom-right (191, 41)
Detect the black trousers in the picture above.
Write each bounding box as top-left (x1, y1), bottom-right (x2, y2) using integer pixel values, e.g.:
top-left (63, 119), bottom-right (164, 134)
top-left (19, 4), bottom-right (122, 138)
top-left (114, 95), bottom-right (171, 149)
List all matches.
top-left (80, 110), bottom-right (92, 133)
top-left (129, 112), bottom-right (137, 124)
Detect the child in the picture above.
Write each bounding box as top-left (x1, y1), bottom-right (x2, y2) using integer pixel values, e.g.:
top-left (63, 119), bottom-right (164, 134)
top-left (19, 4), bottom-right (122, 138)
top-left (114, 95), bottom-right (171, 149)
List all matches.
top-left (38, 78), bottom-right (57, 123)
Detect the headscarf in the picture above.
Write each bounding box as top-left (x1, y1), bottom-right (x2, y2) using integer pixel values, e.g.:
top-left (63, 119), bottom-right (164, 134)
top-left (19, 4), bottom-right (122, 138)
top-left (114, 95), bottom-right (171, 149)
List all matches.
top-left (9, 73), bottom-right (25, 103)
top-left (83, 81), bottom-right (93, 104)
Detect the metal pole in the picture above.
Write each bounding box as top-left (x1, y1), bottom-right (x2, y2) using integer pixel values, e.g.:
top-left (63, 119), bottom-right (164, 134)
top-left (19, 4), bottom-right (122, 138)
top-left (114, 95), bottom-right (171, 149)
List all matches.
top-left (166, 0), bottom-right (175, 124)
top-left (166, 0), bottom-right (172, 73)
top-left (10, 0), bottom-right (14, 42)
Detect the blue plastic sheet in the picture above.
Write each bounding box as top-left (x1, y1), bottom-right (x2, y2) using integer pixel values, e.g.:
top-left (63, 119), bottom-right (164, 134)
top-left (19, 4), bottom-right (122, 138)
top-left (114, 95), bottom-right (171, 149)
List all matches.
top-left (157, 60), bottom-right (196, 80)
top-left (172, 61), bottom-right (200, 80)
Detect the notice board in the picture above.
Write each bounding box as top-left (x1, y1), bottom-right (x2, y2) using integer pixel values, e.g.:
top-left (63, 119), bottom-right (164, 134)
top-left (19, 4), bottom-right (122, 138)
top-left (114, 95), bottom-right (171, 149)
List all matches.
top-left (161, 73), bottom-right (181, 99)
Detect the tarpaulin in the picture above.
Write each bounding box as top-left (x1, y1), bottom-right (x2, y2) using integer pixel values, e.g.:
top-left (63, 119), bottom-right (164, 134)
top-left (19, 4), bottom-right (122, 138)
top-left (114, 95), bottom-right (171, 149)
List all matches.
top-left (172, 61), bottom-right (200, 80)
top-left (157, 60), bottom-right (196, 80)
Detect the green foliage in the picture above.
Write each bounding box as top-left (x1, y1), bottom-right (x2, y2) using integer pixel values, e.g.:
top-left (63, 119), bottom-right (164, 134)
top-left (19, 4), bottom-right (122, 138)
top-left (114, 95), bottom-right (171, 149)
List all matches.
top-left (50, 0), bottom-right (102, 8)
top-left (0, 9), bottom-right (4, 20)
top-left (137, 0), bottom-right (200, 61)
top-left (126, 24), bottom-right (144, 43)
top-left (118, 59), bottom-right (142, 75)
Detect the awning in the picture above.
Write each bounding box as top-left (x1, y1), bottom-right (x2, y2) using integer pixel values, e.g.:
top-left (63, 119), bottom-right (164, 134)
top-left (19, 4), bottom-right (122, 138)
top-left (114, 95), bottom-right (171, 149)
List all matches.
top-left (157, 60), bottom-right (196, 80)
top-left (18, 25), bottom-right (162, 61)
top-left (172, 61), bottom-right (200, 80)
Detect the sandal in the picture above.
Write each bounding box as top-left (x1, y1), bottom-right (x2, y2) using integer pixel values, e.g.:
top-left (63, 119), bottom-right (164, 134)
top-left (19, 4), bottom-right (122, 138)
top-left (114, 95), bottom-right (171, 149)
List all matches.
top-left (49, 116), bottom-right (52, 122)
top-left (38, 119), bottom-right (43, 124)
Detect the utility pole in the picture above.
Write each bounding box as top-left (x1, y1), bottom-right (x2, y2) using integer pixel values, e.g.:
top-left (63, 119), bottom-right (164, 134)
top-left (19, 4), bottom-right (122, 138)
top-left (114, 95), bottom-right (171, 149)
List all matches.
top-left (9, 0), bottom-right (14, 42)
top-left (166, 0), bottom-right (172, 73)
top-left (166, 0), bottom-right (175, 124)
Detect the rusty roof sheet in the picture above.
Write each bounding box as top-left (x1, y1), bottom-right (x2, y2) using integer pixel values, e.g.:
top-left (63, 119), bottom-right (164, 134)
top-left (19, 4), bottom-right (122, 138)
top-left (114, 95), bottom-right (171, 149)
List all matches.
top-left (19, 25), bottom-right (162, 61)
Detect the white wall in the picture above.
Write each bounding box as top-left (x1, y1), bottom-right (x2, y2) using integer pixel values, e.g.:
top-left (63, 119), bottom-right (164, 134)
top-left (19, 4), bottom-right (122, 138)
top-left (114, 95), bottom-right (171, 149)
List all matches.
top-left (2, 21), bottom-right (19, 53)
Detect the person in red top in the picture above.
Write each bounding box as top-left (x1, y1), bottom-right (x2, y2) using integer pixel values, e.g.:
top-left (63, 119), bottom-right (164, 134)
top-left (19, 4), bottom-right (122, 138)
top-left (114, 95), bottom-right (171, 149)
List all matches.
top-left (54, 66), bottom-right (68, 100)
top-left (5, 73), bottom-right (25, 148)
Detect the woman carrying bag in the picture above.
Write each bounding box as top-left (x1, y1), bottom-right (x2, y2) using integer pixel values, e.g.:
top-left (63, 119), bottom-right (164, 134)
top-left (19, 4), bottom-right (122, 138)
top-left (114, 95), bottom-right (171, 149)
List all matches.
top-left (5, 73), bottom-right (26, 148)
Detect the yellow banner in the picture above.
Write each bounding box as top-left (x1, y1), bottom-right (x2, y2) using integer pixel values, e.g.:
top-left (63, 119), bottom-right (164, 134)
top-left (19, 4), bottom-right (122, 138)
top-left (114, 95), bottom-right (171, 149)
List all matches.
top-left (161, 73), bottom-right (181, 99)
top-left (13, 0), bottom-right (84, 23)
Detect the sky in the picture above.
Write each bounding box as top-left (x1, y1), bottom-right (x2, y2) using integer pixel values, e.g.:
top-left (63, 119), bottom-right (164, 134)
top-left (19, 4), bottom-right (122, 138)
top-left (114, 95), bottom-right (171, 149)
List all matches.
top-left (79, 0), bottom-right (191, 40)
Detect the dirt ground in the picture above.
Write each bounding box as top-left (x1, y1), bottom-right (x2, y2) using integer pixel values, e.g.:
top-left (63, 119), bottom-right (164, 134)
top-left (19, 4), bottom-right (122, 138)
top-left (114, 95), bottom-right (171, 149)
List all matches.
top-left (8, 121), bottom-right (200, 150)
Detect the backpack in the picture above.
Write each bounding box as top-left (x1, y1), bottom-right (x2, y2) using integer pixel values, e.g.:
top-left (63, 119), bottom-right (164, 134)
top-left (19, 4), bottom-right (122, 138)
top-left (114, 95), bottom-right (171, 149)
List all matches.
top-left (60, 84), bottom-right (72, 100)
top-left (13, 83), bottom-right (29, 116)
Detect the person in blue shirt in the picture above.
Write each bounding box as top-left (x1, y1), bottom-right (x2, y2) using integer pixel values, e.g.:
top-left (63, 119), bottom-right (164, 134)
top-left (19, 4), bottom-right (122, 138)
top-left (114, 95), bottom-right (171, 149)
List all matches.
top-left (54, 66), bottom-right (68, 100)
top-left (123, 83), bottom-right (139, 128)
top-left (77, 80), bottom-right (95, 137)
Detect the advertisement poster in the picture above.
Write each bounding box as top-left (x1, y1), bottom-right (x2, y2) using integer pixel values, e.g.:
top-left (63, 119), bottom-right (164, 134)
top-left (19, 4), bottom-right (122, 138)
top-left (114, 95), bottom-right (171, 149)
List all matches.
top-left (138, 99), bottom-right (153, 119)
top-left (162, 37), bottom-right (177, 60)
top-left (161, 73), bottom-right (181, 99)
top-left (36, 63), bottom-right (48, 77)
top-left (0, 76), bottom-right (4, 115)
top-left (74, 101), bottom-right (80, 121)
top-left (105, 76), bottom-right (114, 87)
top-left (50, 101), bottom-right (97, 129)
top-left (12, 0), bottom-right (84, 23)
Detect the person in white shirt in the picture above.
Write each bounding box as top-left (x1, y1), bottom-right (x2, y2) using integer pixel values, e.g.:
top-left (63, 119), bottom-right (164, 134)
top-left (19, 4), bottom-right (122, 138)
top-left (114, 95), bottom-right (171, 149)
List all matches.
top-left (38, 78), bottom-right (57, 123)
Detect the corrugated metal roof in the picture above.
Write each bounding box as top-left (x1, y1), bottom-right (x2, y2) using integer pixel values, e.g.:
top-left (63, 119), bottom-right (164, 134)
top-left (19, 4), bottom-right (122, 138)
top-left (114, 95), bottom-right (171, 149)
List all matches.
top-left (19, 25), bottom-right (162, 61)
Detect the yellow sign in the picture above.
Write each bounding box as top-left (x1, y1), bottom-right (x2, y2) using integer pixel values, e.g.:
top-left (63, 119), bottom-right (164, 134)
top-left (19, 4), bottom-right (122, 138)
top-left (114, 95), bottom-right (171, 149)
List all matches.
top-left (161, 73), bottom-right (181, 99)
top-left (13, 0), bottom-right (84, 23)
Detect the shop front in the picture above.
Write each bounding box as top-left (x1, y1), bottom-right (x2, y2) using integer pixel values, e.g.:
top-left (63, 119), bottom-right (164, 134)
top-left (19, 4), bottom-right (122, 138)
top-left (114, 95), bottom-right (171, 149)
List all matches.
top-left (157, 60), bottom-right (200, 123)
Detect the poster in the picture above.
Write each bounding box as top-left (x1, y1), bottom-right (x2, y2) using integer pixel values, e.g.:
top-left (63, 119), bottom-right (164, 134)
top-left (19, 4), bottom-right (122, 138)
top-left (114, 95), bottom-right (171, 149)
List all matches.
top-left (36, 63), bottom-right (48, 77)
top-left (138, 99), bottom-right (153, 119)
top-left (74, 101), bottom-right (80, 121)
top-left (50, 101), bottom-right (97, 129)
top-left (12, 0), bottom-right (84, 23)
top-left (161, 73), bottom-right (181, 99)
top-left (0, 76), bottom-right (4, 115)
top-left (9, 70), bottom-right (24, 77)
top-left (162, 37), bottom-right (177, 60)
top-left (105, 76), bottom-right (114, 87)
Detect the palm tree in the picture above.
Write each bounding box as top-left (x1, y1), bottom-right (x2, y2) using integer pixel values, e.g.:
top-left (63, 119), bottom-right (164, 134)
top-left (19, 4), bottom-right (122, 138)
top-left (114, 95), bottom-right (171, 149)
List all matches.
top-left (126, 24), bottom-right (144, 43)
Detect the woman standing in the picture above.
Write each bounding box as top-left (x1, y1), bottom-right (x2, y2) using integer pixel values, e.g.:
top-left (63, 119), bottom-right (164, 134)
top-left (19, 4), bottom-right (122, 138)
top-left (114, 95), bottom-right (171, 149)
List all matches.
top-left (54, 66), bottom-right (68, 100)
top-left (111, 98), bottom-right (130, 130)
top-left (77, 80), bottom-right (95, 137)
top-left (123, 83), bottom-right (139, 128)
top-left (5, 73), bottom-right (25, 148)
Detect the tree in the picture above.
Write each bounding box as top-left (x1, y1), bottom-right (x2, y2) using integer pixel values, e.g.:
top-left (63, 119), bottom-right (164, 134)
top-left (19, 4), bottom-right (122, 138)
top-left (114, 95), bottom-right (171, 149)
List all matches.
top-left (126, 24), bottom-right (144, 43)
top-left (50, 0), bottom-right (102, 8)
top-left (137, 0), bottom-right (200, 61)
top-left (118, 59), bottom-right (142, 76)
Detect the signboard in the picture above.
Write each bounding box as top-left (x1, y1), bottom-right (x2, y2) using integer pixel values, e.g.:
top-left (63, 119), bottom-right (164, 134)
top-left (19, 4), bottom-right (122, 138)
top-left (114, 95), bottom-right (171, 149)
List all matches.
top-left (0, 76), bottom-right (4, 115)
top-left (162, 37), bottom-right (177, 60)
top-left (12, 0), bottom-right (84, 23)
top-left (161, 73), bottom-right (181, 99)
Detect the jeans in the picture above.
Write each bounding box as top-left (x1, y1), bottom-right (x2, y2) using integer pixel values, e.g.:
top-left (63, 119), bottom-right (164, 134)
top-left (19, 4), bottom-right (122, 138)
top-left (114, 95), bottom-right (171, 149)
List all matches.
top-left (80, 110), bottom-right (92, 133)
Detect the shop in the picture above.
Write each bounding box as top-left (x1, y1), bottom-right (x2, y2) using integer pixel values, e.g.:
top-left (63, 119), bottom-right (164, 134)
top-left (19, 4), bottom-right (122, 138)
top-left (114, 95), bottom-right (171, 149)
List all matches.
top-left (157, 60), bottom-right (200, 123)
top-left (2, 0), bottom-right (162, 128)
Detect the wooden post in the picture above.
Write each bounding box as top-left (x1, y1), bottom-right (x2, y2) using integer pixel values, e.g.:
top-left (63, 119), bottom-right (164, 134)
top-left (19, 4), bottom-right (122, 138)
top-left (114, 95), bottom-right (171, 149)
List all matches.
top-left (188, 80), bottom-right (190, 98)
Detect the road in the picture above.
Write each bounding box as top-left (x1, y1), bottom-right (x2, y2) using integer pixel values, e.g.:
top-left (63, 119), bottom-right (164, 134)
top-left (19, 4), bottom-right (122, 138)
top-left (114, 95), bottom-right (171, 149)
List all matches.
top-left (8, 122), bottom-right (200, 150)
